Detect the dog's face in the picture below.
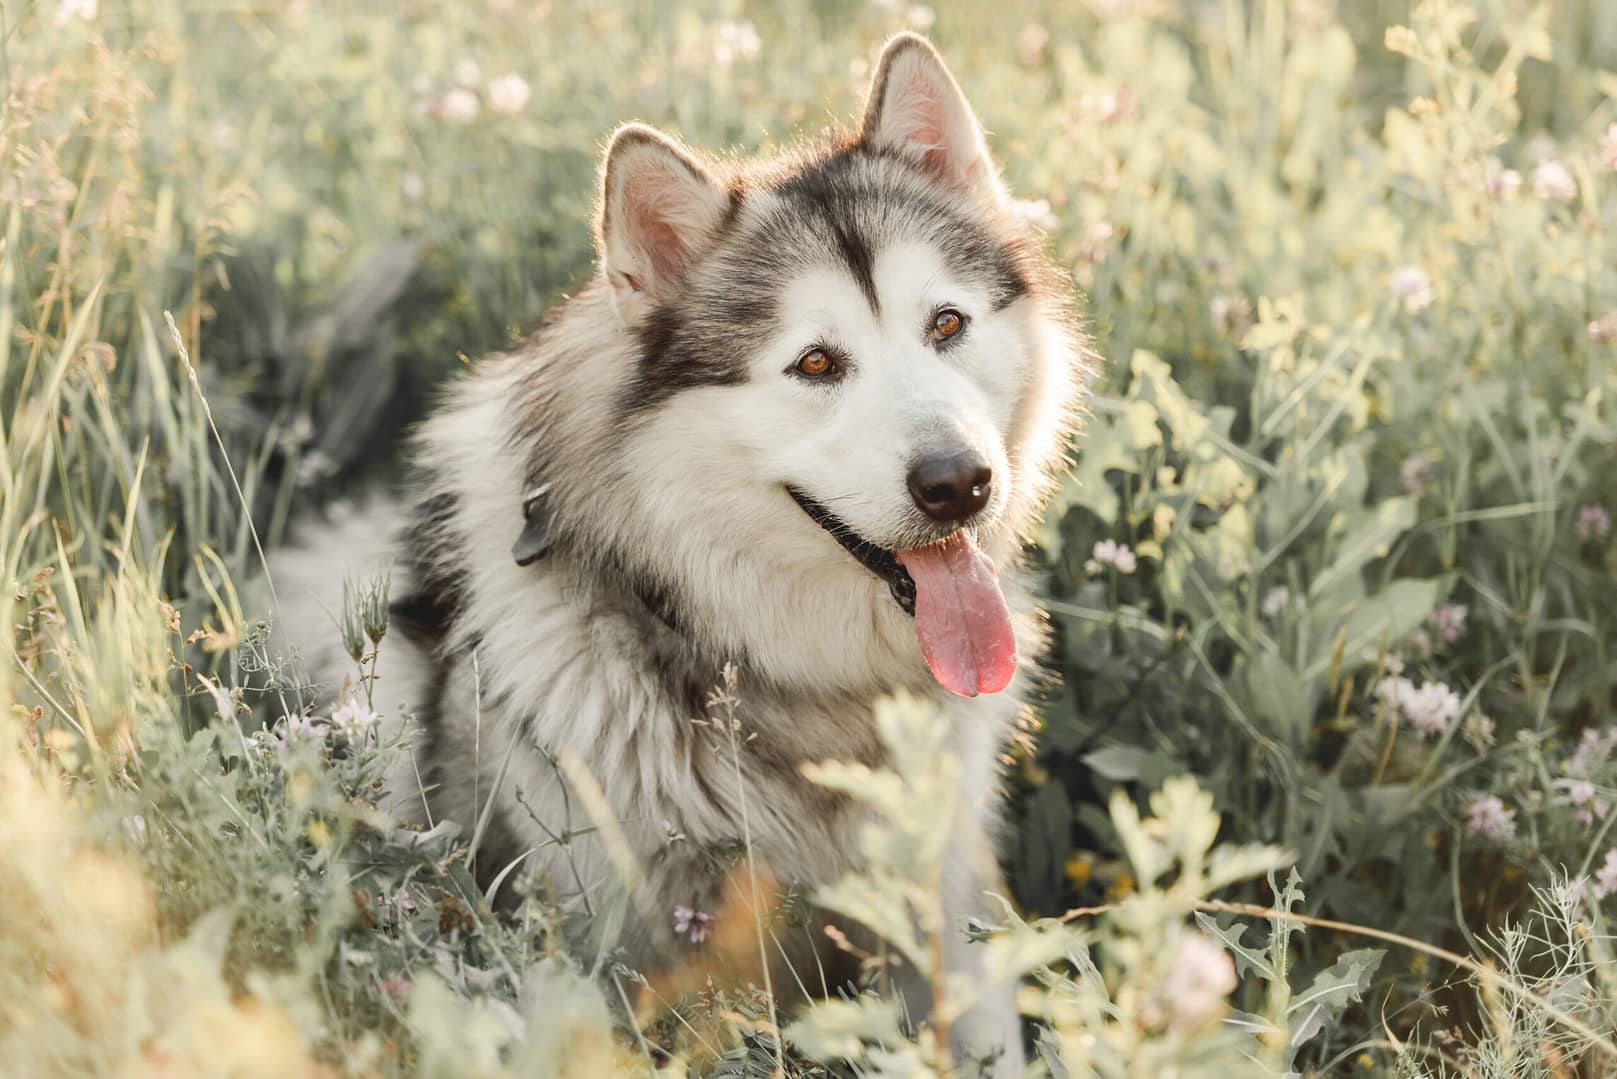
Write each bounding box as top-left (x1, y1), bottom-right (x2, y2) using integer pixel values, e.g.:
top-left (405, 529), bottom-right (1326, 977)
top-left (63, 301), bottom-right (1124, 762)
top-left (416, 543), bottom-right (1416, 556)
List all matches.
top-left (593, 35), bottom-right (1078, 696)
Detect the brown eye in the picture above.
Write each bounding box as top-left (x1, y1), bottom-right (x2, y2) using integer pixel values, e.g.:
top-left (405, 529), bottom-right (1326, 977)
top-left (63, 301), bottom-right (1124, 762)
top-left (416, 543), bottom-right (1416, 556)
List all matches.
top-left (795, 347), bottom-right (834, 378)
top-left (931, 308), bottom-right (966, 343)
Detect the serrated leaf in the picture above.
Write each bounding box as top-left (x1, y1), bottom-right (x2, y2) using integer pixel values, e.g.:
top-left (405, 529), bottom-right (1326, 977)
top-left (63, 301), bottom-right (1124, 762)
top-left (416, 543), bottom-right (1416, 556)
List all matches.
top-left (1287, 948), bottom-right (1386, 1052)
top-left (1194, 913), bottom-right (1276, 980)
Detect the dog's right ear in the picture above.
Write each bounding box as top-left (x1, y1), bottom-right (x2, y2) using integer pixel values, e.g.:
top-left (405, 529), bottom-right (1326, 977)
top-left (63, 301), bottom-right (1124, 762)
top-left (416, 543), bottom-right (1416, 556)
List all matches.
top-left (597, 123), bottom-right (729, 327)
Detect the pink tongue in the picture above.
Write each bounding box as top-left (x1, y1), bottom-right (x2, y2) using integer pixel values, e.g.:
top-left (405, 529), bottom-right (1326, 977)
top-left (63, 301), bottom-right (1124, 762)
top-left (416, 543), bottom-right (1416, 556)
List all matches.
top-left (895, 532), bottom-right (1017, 697)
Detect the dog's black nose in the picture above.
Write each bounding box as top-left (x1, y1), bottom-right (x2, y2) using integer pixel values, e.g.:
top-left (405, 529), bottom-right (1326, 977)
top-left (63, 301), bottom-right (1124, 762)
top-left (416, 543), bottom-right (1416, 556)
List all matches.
top-left (907, 451), bottom-right (992, 523)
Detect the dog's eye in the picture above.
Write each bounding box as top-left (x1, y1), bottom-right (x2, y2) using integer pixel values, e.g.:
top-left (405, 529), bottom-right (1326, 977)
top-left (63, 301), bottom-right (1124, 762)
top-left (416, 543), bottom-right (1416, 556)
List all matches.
top-left (793, 347), bottom-right (836, 379)
top-left (930, 308), bottom-right (967, 344)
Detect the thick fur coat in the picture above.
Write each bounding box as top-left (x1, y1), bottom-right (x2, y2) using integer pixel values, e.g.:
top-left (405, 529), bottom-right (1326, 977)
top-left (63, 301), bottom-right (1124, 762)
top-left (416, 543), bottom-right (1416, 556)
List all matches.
top-left (274, 34), bottom-right (1093, 1070)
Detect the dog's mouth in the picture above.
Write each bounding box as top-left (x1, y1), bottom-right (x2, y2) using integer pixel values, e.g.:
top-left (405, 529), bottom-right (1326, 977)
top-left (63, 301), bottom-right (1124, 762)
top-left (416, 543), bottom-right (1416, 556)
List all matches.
top-left (788, 487), bottom-right (917, 615)
top-left (786, 487), bottom-right (1017, 697)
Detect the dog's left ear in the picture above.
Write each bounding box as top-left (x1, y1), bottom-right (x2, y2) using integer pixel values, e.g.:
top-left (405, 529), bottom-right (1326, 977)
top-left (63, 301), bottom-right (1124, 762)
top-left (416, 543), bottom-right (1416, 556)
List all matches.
top-left (859, 33), bottom-right (1003, 203)
top-left (598, 123), bottom-right (730, 327)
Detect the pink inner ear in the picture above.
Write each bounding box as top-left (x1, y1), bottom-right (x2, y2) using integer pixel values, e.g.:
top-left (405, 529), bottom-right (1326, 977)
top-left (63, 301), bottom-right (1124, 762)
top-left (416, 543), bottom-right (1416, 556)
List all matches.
top-left (624, 171), bottom-right (693, 286)
top-left (891, 73), bottom-right (975, 184)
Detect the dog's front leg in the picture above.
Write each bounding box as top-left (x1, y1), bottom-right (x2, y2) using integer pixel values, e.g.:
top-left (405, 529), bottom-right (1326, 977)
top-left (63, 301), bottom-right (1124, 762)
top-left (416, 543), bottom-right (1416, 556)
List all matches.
top-left (937, 823), bottom-right (1026, 1077)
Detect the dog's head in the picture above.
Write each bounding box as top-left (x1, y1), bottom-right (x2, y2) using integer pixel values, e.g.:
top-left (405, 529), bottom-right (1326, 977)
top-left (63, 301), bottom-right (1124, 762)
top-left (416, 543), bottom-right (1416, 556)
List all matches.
top-left (588, 34), bottom-right (1086, 697)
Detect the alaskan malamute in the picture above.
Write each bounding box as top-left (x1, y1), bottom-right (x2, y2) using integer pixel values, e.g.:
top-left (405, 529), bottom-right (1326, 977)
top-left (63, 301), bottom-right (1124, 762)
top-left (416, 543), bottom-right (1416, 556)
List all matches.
top-left (276, 32), bottom-right (1091, 1069)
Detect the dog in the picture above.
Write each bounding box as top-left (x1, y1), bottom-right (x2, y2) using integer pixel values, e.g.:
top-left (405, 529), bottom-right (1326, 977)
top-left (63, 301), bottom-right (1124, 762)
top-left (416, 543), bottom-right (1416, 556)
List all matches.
top-left (273, 32), bottom-right (1091, 1071)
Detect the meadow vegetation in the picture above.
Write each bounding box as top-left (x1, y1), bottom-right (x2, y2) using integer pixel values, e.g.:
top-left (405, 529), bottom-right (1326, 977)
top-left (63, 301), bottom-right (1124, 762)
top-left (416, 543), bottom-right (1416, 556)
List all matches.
top-left (4, 1), bottom-right (1617, 1075)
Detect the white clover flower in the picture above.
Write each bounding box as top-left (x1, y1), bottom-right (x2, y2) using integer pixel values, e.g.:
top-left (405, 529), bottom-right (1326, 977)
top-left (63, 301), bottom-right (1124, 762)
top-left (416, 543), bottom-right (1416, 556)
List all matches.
top-left (1589, 315), bottom-right (1617, 347)
top-left (438, 87), bottom-right (480, 124)
top-left (1260, 586), bottom-right (1292, 618)
top-left (1532, 159), bottom-right (1576, 203)
top-left (1400, 452), bottom-right (1434, 496)
top-left (719, 20), bottom-right (761, 59)
top-left (1575, 503), bottom-right (1611, 542)
top-left (1388, 265), bottom-right (1433, 313)
top-left (1596, 849), bottom-right (1617, 899)
top-left (1433, 603), bottom-right (1468, 645)
top-left (487, 73), bottom-right (531, 116)
top-left (331, 695), bottom-right (381, 735)
top-left (1009, 197), bottom-right (1057, 231)
top-left (1402, 680), bottom-right (1462, 735)
top-left (1160, 933), bottom-right (1237, 1033)
top-left (906, 4), bottom-right (936, 30)
top-left (1089, 539), bottom-right (1137, 575)
top-left (1464, 795), bottom-right (1516, 840)
top-left (55, 0), bottom-right (96, 23)
top-left (1376, 676), bottom-right (1462, 736)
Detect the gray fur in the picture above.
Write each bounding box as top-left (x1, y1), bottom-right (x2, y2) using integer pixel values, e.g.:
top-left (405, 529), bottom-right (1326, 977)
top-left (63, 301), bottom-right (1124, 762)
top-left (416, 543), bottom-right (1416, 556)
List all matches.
top-left (272, 33), bottom-right (1095, 1073)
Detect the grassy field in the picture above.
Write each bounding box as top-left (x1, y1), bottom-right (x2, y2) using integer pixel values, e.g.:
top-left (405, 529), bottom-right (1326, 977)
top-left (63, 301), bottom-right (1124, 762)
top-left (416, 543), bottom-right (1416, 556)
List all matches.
top-left (4, 0), bottom-right (1617, 1075)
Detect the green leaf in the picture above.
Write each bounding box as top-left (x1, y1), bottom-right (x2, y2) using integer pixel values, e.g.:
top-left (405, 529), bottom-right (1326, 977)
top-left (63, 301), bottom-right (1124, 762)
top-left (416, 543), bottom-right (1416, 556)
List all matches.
top-left (1193, 913), bottom-right (1275, 980)
top-left (1287, 948), bottom-right (1386, 1053)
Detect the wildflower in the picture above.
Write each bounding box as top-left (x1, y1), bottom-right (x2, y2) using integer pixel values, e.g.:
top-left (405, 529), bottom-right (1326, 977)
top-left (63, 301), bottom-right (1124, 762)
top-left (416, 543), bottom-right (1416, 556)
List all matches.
top-left (55, 0), bottom-right (96, 23)
top-left (1402, 680), bottom-right (1462, 735)
top-left (1009, 197), bottom-right (1057, 231)
top-left (1575, 504), bottom-right (1611, 542)
top-left (713, 21), bottom-right (761, 67)
top-left (487, 74), bottom-right (531, 116)
top-left (1088, 539), bottom-right (1137, 575)
top-left (1461, 711), bottom-right (1496, 752)
top-left (1464, 795), bottom-right (1516, 840)
top-left (1566, 726), bottom-right (1615, 778)
top-left (1589, 315), bottom-right (1617, 346)
top-left (1260, 586), bottom-right (1291, 618)
top-left (1400, 453), bottom-right (1433, 496)
top-left (1388, 265), bottom-right (1433, 313)
top-left (672, 904), bottom-right (714, 944)
top-left (1077, 220), bottom-right (1116, 263)
top-left (906, 5), bottom-right (936, 30)
top-left (1018, 22), bottom-right (1049, 66)
top-left (1376, 676), bottom-right (1462, 736)
top-left (275, 712), bottom-right (323, 754)
top-left (1485, 160), bottom-right (1522, 197)
top-left (438, 87), bottom-right (480, 124)
top-left (1532, 159), bottom-right (1576, 203)
top-left (1599, 122), bottom-right (1617, 172)
top-left (1596, 850), bottom-right (1617, 899)
top-left (1567, 779), bottom-right (1609, 826)
top-left (1158, 933), bottom-right (1237, 1032)
top-left (331, 695), bottom-right (381, 735)
top-left (1432, 604), bottom-right (1468, 645)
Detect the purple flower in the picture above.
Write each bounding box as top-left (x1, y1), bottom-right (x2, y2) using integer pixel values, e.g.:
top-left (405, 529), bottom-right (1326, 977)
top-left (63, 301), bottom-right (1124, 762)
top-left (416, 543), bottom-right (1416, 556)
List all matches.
top-left (673, 904), bottom-right (714, 944)
top-left (1464, 795), bottom-right (1516, 840)
top-left (1088, 539), bottom-right (1137, 575)
top-left (1433, 604), bottom-right (1468, 645)
top-left (1575, 504), bottom-right (1611, 542)
top-left (1596, 850), bottom-right (1617, 899)
top-left (275, 712), bottom-right (323, 754)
